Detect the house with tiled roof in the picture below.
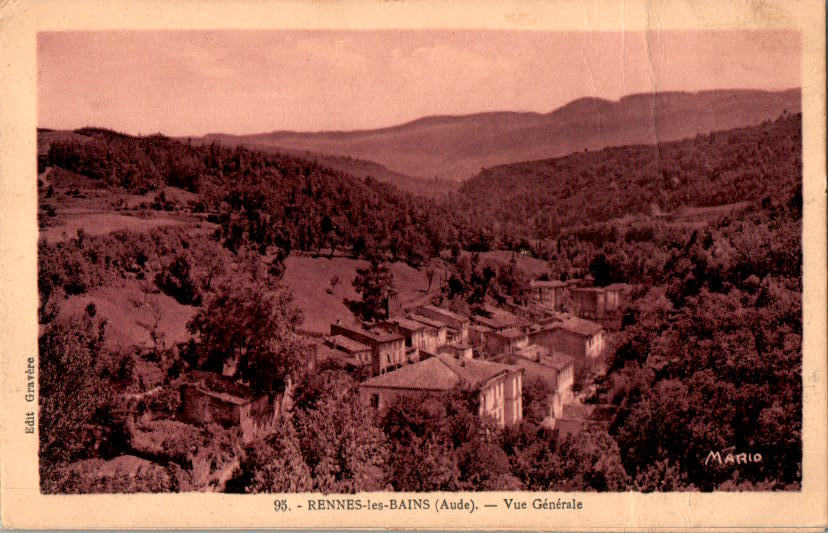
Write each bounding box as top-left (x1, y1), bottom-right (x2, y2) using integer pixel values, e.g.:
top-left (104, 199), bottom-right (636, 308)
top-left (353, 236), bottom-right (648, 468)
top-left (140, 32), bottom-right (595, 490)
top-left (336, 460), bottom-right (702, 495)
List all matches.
top-left (417, 305), bottom-right (470, 343)
top-left (359, 354), bottom-right (523, 428)
top-left (528, 316), bottom-right (606, 359)
top-left (323, 334), bottom-right (373, 369)
top-left (437, 342), bottom-right (474, 360)
top-left (472, 304), bottom-right (521, 332)
top-left (179, 371), bottom-right (288, 443)
top-left (485, 327), bottom-right (529, 357)
top-left (570, 283), bottom-right (630, 318)
top-left (408, 313), bottom-right (449, 346)
top-left (371, 317), bottom-right (442, 360)
top-left (529, 279), bottom-right (568, 310)
top-left (330, 322), bottom-right (406, 376)
top-left (507, 350), bottom-right (576, 425)
top-left (468, 323), bottom-right (493, 349)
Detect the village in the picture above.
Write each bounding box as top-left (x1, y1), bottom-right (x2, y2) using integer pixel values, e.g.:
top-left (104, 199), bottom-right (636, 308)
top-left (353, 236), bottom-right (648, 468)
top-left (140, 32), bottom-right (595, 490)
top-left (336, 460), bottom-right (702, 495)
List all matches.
top-left (178, 275), bottom-right (631, 444)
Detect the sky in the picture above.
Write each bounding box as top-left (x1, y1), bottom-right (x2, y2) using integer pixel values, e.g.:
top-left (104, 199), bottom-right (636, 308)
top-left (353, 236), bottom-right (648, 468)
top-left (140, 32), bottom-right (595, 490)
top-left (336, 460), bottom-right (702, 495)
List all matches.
top-left (37, 30), bottom-right (800, 136)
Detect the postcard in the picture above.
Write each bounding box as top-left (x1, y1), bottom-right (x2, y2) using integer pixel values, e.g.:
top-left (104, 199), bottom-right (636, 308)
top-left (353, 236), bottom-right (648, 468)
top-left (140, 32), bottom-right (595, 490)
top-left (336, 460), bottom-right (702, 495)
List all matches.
top-left (0, 0), bottom-right (826, 530)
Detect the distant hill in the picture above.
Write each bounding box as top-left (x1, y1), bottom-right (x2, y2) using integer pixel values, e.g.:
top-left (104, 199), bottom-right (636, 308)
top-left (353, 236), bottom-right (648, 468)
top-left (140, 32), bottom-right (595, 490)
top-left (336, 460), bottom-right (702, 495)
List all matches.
top-left (37, 128), bottom-right (94, 156)
top-left (199, 88), bottom-right (800, 181)
top-left (188, 140), bottom-right (458, 198)
top-left (446, 112), bottom-right (801, 244)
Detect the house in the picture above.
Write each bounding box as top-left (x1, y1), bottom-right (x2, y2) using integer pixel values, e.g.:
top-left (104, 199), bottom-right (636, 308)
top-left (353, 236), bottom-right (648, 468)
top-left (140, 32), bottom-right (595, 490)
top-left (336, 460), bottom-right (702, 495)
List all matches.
top-left (359, 354), bottom-right (523, 428)
top-left (324, 335), bottom-right (373, 368)
top-left (569, 287), bottom-right (607, 318)
top-left (500, 344), bottom-right (575, 427)
top-left (528, 311), bottom-right (573, 332)
top-left (513, 343), bottom-right (548, 363)
top-left (604, 283), bottom-right (631, 312)
top-left (529, 279), bottom-right (568, 310)
top-left (528, 317), bottom-right (606, 359)
top-left (437, 342), bottom-right (474, 360)
top-left (472, 304), bottom-right (521, 331)
top-left (485, 327), bottom-right (529, 357)
top-left (372, 317), bottom-right (441, 361)
top-left (408, 313), bottom-right (449, 346)
top-left (509, 351), bottom-right (576, 425)
top-left (330, 323), bottom-right (406, 375)
top-left (468, 323), bottom-right (493, 348)
top-left (417, 305), bottom-right (470, 343)
top-left (570, 284), bottom-right (630, 318)
top-left (473, 314), bottom-right (512, 332)
top-left (179, 371), bottom-right (286, 442)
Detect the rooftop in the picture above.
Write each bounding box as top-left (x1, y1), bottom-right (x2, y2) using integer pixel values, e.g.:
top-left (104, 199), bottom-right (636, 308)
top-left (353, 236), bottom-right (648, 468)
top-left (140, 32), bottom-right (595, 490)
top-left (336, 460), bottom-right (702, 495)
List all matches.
top-left (510, 350), bottom-right (575, 385)
top-left (420, 304), bottom-right (468, 323)
top-left (385, 317), bottom-right (430, 332)
top-left (542, 352), bottom-right (577, 371)
top-left (515, 343), bottom-right (549, 360)
top-left (511, 357), bottom-right (561, 387)
top-left (530, 279), bottom-right (567, 289)
top-left (533, 313), bottom-right (572, 328)
top-left (497, 327), bottom-right (528, 340)
top-left (445, 342), bottom-right (472, 350)
top-left (408, 313), bottom-right (447, 330)
top-left (473, 315), bottom-right (512, 330)
top-left (556, 317), bottom-right (603, 337)
top-left (328, 334), bottom-right (371, 353)
top-left (331, 322), bottom-right (403, 343)
top-left (361, 354), bottom-right (518, 391)
top-left (571, 287), bottom-right (606, 294)
top-left (317, 344), bottom-right (364, 368)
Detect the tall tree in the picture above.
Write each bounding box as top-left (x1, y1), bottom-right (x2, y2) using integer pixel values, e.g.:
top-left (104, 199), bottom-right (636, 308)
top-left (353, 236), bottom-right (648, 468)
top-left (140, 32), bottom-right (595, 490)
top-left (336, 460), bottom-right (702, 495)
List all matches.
top-left (39, 314), bottom-right (113, 465)
top-left (186, 276), bottom-right (308, 396)
top-left (239, 417), bottom-right (313, 493)
top-left (352, 259), bottom-right (395, 322)
top-left (292, 370), bottom-right (389, 493)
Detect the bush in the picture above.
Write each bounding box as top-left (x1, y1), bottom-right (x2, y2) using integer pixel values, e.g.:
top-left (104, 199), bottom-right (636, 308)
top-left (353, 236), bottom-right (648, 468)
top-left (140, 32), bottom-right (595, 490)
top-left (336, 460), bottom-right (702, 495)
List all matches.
top-left (155, 254), bottom-right (200, 305)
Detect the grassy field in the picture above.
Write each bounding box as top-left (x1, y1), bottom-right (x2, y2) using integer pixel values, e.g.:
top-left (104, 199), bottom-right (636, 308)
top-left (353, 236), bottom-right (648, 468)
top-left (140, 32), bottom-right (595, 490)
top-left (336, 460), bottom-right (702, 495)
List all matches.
top-left (282, 254), bottom-right (434, 334)
top-left (40, 165), bottom-right (206, 243)
top-left (59, 282), bottom-right (197, 350)
top-left (40, 212), bottom-right (195, 243)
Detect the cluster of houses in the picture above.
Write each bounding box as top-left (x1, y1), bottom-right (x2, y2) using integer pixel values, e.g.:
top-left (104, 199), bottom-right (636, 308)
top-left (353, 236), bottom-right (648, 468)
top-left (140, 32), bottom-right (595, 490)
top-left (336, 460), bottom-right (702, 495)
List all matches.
top-left (317, 280), bottom-right (630, 433)
top-left (173, 275), bottom-right (631, 442)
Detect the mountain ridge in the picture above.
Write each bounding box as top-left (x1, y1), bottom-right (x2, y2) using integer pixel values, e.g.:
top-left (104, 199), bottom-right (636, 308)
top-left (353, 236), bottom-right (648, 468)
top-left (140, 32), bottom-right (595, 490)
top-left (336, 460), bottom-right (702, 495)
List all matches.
top-left (197, 88), bottom-right (800, 181)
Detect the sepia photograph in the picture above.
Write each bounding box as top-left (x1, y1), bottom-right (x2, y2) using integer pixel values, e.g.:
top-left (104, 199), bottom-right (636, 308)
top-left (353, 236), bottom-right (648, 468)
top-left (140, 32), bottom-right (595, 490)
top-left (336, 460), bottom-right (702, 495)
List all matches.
top-left (34, 27), bottom-right (804, 494)
top-left (1, 0), bottom-right (826, 530)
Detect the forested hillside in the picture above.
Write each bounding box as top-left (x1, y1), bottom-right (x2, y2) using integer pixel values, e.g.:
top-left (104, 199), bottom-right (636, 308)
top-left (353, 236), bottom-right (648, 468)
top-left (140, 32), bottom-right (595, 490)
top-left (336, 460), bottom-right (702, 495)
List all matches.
top-left (187, 139), bottom-right (459, 198)
top-left (448, 113), bottom-right (801, 252)
top-left (40, 113), bottom-right (802, 284)
top-left (44, 129), bottom-right (445, 265)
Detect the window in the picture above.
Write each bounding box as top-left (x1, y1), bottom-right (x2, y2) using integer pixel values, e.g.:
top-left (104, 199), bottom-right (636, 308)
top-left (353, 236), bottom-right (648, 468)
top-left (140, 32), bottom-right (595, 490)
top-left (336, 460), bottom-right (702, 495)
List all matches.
top-left (371, 394), bottom-right (380, 408)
